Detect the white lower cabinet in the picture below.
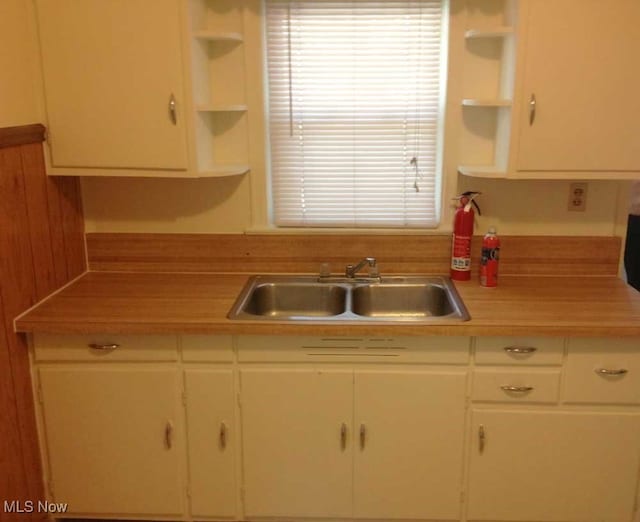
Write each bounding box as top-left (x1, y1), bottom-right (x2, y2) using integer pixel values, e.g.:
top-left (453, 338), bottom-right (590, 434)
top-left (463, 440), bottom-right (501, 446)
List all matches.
top-left (240, 367), bottom-right (467, 520)
top-left (184, 368), bottom-right (236, 518)
top-left (565, 338), bottom-right (640, 405)
top-left (240, 368), bottom-right (353, 518)
top-left (33, 334), bottom-right (640, 522)
top-left (467, 410), bottom-right (640, 522)
top-left (38, 367), bottom-right (184, 516)
top-left (353, 370), bottom-right (467, 520)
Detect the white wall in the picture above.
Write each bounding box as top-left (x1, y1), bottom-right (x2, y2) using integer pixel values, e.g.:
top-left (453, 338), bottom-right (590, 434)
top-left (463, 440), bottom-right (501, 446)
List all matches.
top-left (81, 175), bottom-right (252, 233)
top-left (458, 178), bottom-right (624, 236)
top-left (0, 0), bottom-right (42, 127)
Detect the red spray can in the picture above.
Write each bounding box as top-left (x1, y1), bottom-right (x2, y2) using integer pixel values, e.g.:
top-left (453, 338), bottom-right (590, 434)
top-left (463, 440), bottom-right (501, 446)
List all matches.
top-left (480, 227), bottom-right (500, 287)
top-left (451, 192), bottom-right (481, 281)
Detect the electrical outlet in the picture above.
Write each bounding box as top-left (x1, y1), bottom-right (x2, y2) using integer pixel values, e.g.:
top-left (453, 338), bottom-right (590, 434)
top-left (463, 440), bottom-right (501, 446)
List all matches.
top-left (568, 183), bottom-right (588, 212)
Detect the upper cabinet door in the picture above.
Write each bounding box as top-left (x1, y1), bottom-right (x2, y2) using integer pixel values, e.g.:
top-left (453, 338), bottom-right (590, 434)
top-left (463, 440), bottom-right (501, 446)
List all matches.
top-left (36, 0), bottom-right (188, 171)
top-left (515, 0), bottom-right (640, 172)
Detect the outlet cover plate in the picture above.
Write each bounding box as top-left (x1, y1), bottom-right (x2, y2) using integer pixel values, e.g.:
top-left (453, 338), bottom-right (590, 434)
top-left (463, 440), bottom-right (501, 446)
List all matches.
top-left (568, 183), bottom-right (588, 212)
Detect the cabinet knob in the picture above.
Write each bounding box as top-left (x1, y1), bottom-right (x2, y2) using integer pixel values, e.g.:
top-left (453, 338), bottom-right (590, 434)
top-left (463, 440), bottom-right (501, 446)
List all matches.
top-left (479, 424), bottom-right (486, 454)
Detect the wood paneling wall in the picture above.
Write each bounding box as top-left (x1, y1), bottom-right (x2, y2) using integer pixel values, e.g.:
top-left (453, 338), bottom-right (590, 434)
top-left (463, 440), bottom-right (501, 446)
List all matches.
top-left (87, 233), bottom-right (621, 277)
top-left (0, 125), bottom-right (85, 521)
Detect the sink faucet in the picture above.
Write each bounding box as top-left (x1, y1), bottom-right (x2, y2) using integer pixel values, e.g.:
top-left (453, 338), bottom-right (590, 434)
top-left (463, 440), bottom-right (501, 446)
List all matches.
top-left (345, 257), bottom-right (378, 279)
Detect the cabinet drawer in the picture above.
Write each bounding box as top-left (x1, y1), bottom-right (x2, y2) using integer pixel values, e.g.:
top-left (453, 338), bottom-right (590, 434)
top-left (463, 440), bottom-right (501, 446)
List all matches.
top-left (472, 369), bottom-right (560, 404)
top-left (237, 336), bottom-right (470, 364)
top-left (475, 336), bottom-right (564, 365)
top-left (565, 338), bottom-right (640, 404)
top-left (181, 335), bottom-right (233, 362)
top-left (34, 334), bottom-right (178, 362)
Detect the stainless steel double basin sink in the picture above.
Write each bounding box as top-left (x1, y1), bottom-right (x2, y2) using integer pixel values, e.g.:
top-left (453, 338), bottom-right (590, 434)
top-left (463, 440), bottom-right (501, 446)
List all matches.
top-left (228, 275), bottom-right (470, 322)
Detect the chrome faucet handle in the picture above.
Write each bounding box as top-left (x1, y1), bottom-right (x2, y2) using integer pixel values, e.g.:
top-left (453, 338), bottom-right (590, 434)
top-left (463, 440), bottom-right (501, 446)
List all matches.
top-left (345, 257), bottom-right (377, 278)
top-left (319, 262), bottom-right (331, 279)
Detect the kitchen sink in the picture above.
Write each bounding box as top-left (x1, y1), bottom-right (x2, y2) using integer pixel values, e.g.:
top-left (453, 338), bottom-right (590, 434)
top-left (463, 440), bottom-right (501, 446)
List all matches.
top-left (239, 282), bottom-right (347, 318)
top-left (351, 283), bottom-right (457, 318)
top-left (228, 275), bottom-right (470, 322)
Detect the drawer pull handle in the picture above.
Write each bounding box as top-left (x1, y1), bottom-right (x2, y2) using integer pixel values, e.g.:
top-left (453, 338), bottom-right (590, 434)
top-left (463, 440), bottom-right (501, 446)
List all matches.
top-left (479, 424), bottom-right (486, 454)
top-left (88, 343), bottom-right (120, 351)
top-left (340, 422), bottom-right (348, 450)
top-left (501, 385), bottom-right (534, 393)
top-left (165, 421), bottom-right (173, 450)
top-left (595, 368), bottom-right (628, 376)
top-left (359, 424), bottom-right (366, 450)
top-left (504, 346), bottom-right (537, 354)
top-left (219, 422), bottom-right (227, 449)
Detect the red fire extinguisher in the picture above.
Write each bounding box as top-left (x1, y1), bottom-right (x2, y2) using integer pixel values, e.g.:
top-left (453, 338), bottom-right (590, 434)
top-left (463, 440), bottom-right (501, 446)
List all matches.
top-left (480, 227), bottom-right (500, 287)
top-left (451, 191), bottom-right (481, 281)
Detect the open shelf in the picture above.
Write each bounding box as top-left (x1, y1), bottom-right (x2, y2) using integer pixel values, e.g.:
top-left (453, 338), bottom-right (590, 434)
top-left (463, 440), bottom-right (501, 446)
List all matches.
top-left (458, 165), bottom-right (507, 178)
top-left (196, 104), bottom-right (248, 113)
top-left (462, 98), bottom-right (512, 107)
top-left (465, 27), bottom-right (514, 39)
top-left (189, 0), bottom-right (249, 176)
top-left (198, 164), bottom-right (249, 177)
top-left (193, 30), bottom-right (243, 42)
top-left (459, 1), bottom-right (518, 178)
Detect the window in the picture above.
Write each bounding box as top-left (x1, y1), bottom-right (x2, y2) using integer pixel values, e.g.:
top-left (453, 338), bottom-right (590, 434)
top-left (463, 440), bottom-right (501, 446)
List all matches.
top-left (265, 0), bottom-right (447, 228)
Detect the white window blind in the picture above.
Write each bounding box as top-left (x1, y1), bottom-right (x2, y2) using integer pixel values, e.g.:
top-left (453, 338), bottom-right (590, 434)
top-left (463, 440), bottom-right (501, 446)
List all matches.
top-left (265, 0), bottom-right (446, 228)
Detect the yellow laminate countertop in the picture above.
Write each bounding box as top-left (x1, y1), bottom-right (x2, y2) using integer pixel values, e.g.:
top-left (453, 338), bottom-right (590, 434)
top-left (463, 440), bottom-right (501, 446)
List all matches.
top-left (14, 271), bottom-right (640, 337)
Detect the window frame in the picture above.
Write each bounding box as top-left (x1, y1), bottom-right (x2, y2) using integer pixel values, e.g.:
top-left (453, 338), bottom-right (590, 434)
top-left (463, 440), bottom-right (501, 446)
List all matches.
top-left (262, 0), bottom-right (451, 230)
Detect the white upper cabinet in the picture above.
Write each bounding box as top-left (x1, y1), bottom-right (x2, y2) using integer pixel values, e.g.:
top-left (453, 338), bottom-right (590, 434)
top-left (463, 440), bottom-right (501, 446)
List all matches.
top-left (36, 0), bottom-right (189, 174)
top-left (461, 0), bottom-right (640, 179)
top-left (511, 0), bottom-right (640, 176)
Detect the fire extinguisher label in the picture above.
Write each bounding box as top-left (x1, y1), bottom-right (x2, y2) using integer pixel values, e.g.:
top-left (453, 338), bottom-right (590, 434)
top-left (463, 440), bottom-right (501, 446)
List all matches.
top-left (452, 257), bottom-right (471, 270)
top-left (451, 234), bottom-right (471, 271)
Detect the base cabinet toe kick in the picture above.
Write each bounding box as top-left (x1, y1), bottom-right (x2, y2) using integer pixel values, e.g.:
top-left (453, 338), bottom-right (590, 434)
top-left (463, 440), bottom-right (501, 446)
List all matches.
top-left (30, 334), bottom-right (640, 522)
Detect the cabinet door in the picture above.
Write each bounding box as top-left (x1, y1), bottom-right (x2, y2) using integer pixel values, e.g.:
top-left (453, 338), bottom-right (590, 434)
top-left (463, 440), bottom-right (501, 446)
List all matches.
top-left (36, 0), bottom-right (188, 170)
top-left (39, 367), bottom-right (183, 516)
top-left (240, 368), bottom-right (353, 518)
top-left (354, 370), bottom-right (467, 520)
top-left (184, 369), bottom-right (236, 518)
top-left (467, 410), bottom-right (640, 521)
top-left (515, 0), bottom-right (640, 172)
